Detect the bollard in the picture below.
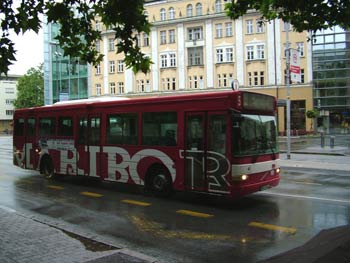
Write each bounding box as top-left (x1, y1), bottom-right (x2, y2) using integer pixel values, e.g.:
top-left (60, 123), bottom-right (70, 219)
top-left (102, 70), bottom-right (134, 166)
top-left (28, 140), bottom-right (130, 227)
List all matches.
top-left (330, 136), bottom-right (335, 148)
top-left (320, 131), bottom-right (325, 148)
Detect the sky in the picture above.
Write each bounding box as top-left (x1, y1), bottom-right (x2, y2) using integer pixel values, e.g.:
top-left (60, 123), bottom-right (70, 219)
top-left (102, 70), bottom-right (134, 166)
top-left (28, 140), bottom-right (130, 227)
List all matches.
top-left (8, 29), bottom-right (44, 76)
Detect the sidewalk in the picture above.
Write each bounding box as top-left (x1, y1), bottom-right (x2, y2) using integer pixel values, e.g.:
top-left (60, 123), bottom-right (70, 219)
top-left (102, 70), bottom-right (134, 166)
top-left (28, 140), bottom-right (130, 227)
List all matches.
top-left (0, 206), bottom-right (158, 263)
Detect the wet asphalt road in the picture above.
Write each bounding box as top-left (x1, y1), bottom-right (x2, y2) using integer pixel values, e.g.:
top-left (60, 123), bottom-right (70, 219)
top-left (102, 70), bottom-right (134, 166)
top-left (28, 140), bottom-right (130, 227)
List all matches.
top-left (1, 136), bottom-right (349, 263)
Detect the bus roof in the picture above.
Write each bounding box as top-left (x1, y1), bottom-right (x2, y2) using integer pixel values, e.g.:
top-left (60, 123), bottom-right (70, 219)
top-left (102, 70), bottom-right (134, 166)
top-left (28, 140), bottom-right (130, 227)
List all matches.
top-left (14, 90), bottom-right (275, 114)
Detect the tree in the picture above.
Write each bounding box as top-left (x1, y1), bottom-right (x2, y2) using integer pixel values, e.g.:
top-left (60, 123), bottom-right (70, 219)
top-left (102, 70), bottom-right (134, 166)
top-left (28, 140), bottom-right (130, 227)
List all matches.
top-left (1, 0), bottom-right (151, 75)
top-left (225, 0), bottom-right (350, 33)
top-left (306, 109), bottom-right (319, 133)
top-left (13, 65), bottom-right (44, 109)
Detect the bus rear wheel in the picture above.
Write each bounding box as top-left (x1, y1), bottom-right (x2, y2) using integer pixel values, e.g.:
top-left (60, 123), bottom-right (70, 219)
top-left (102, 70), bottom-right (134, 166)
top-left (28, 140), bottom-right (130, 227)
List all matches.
top-left (42, 158), bottom-right (55, 179)
top-left (147, 166), bottom-right (173, 197)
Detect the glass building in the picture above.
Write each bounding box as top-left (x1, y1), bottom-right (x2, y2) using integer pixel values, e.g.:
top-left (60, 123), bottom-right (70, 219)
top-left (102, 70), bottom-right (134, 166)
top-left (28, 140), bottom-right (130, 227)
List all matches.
top-left (44, 19), bottom-right (90, 105)
top-left (312, 27), bottom-right (350, 134)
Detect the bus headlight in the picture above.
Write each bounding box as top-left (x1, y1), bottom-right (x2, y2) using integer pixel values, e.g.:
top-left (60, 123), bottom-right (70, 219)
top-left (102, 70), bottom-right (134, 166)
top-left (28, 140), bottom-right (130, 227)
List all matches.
top-left (241, 174), bottom-right (248, 181)
top-left (276, 168), bottom-right (281, 174)
top-left (232, 174), bottom-right (249, 182)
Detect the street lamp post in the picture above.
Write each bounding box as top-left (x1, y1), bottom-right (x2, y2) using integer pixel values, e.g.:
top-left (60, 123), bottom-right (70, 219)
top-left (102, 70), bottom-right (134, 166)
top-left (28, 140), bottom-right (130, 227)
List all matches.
top-left (286, 23), bottom-right (291, 159)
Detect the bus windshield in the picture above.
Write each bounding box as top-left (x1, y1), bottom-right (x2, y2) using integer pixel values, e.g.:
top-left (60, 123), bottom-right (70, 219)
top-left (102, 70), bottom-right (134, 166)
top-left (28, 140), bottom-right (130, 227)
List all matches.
top-left (232, 113), bottom-right (278, 156)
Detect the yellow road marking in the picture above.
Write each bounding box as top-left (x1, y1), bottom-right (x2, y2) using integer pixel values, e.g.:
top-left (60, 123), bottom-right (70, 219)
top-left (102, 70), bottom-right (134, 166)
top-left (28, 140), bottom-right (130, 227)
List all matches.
top-left (131, 215), bottom-right (230, 240)
top-left (248, 221), bottom-right (297, 234)
top-left (80, 191), bottom-right (103, 198)
top-left (176, 209), bottom-right (214, 218)
top-left (122, 199), bottom-right (152, 207)
top-left (48, 185), bottom-right (64, 190)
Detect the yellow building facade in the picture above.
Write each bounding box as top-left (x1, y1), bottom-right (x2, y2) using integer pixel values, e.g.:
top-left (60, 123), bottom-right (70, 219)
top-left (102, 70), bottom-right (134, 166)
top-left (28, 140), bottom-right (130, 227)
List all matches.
top-left (90, 0), bottom-right (314, 134)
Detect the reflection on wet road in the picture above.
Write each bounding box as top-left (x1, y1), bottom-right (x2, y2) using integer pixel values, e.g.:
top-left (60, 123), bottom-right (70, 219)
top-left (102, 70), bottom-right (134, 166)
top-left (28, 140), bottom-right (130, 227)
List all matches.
top-left (0, 136), bottom-right (349, 262)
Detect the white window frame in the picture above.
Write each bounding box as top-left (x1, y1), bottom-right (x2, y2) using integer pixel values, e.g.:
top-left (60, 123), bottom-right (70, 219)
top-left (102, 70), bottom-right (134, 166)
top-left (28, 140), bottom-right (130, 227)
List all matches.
top-left (215, 0), bottom-right (222, 13)
top-left (225, 22), bottom-right (233, 37)
top-left (215, 23), bottom-right (223, 38)
top-left (186, 4), bottom-right (193, 17)
top-left (169, 29), bottom-right (176, 44)
top-left (108, 38), bottom-right (114, 51)
top-left (216, 47), bottom-right (234, 63)
top-left (117, 60), bottom-right (124, 73)
top-left (246, 19), bottom-right (253, 34)
top-left (297, 42), bottom-right (305, 56)
top-left (160, 8), bottom-right (166, 21)
top-left (188, 27), bottom-right (203, 41)
top-left (96, 84), bottom-right (102, 96)
top-left (246, 44), bottom-right (265, 60)
top-left (196, 3), bottom-right (202, 16)
top-left (109, 60), bottom-right (115, 73)
top-left (109, 82), bottom-right (116, 94)
top-left (118, 82), bottom-right (124, 93)
top-left (160, 30), bottom-right (166, 44)
top-left (256, 20), bottom-right (264, 33)
top-left (95, 64), bottom-right (101, 75)
top-left (169, 7), bottom-right (175, 19)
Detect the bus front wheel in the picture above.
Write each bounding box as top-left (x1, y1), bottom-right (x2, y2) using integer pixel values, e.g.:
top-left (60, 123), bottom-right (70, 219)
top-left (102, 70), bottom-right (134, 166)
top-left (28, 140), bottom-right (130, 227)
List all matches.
top-left (147, 166), bottom-right (173, 197)
top-left (41, 157), bottom-right (55, 179)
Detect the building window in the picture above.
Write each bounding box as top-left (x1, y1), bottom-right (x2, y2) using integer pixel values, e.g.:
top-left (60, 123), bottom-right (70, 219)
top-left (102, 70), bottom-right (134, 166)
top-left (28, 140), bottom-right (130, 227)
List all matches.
top-left (6, 110), bottom-right (14, 116)
top-left (95, 64), bottom-right (101, 75)
top-left (110, 82), bottom-right (116, 94)
top-left (96, 84), bottom-right (102, 95)
top-left (109, 61), bottom-right (115, 73)
top-left (169, 7), bottom-right (175, 19)
top-left (256, 20), bottom-right (264, 33)
top-left (5, 88), bottom-right (14, 94)
top-left (260, 71), bottom-right (265, 86)
top-left (135, 34), bottom-right (140, 47)
top-left (246, 19), bottom-right (253, 34)
top-left (216, 46), bottom-right (234, 63)
top-left (108, 38), bottom-right (115, 51)
top-left (257, 44), bottom-right (265, 59)
top-left (170, 53), bottom-right (176, 67)
top-left (297, 42), bottom-right (305, 56)
top-left (248, 72), bottom-right (252, 86)
top-left (246, 44), bottom-right (265, 60)
top-left (196, 3), bottom-right (202, 16)
top-left (95, 40), bottom-right (100, 52)
top-left (215, 0), bottom-right (222, 13)
top-left (225, 22), bottom-right (233, 37)
top-left (171, 78), bottom-right (176, 90)
top-left (143, 33), bottom-right (149, 47)
top-left (187, 27), bottom-right (203, 41)
top-left (160, 53), bottom-right (176, 68)
top-left (95, 21), bottom-right (100, 31)
top-left (188, 47), bottom-right (203, 66)
top-left (160, 8), bottom-right (166, 21)
top-left (186, 4), bottom-right (193, 17)
top-left (5, 99), bottom-right (14, 105)
top-left (246, 46), bottom-right (254, 60)
top-left (215, 23), bottom-right (223, 38)
top-left (160, 30), bottom-right (166, 44)
top-left (216, 49), bottom-right (223, 63)
top-left (160, 54), bottom-right (168, 68)
top-left (118, 82), bottom-right (124, 93)
top-left (118, 60), bottom-right (124, 72)
top-left (138, 80), bottom-right (145, 92)
top-left (301, 69), bottom-right (305, 83)
top-left (169, 29), bottom-right (176, 43)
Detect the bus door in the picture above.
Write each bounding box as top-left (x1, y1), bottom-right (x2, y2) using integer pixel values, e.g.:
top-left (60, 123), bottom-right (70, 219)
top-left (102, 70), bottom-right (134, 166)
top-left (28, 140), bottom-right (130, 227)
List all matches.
top-left (76, 115), bottom-right (101, 178)
top-left (184, 112), bottom-right (206, 191)
top-left (26, 117), bottom-right (38, 169)
top-left (185, 112), bottom-right (230, 193)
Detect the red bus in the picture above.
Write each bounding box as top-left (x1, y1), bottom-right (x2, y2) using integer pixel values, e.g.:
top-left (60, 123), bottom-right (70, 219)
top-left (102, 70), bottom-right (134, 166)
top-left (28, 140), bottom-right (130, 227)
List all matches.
top-left (13, 90), bottom-right (280, 197)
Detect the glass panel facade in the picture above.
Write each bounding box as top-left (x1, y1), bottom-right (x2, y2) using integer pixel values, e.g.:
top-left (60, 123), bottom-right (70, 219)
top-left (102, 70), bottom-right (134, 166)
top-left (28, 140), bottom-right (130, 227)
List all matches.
top-left (312, 27), bottom-right (350, 133)
top-left (44, 22), bottom-right (89, 104)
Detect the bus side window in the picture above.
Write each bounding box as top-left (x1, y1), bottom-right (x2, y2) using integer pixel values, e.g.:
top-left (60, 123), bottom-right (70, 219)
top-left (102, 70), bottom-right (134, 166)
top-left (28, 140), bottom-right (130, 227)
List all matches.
top-left (27, 118), bottom-right (36, 137)
top-left (77, 118), bottom-right (87, 145)
top-left (39, 118), bottom-right (56, 136)
top-left (14, 118), bottom-right (25, 136)
top-left (58, 117), bottom-right (73, 137)
top-left (142, 112), bottom-right (177, 146)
